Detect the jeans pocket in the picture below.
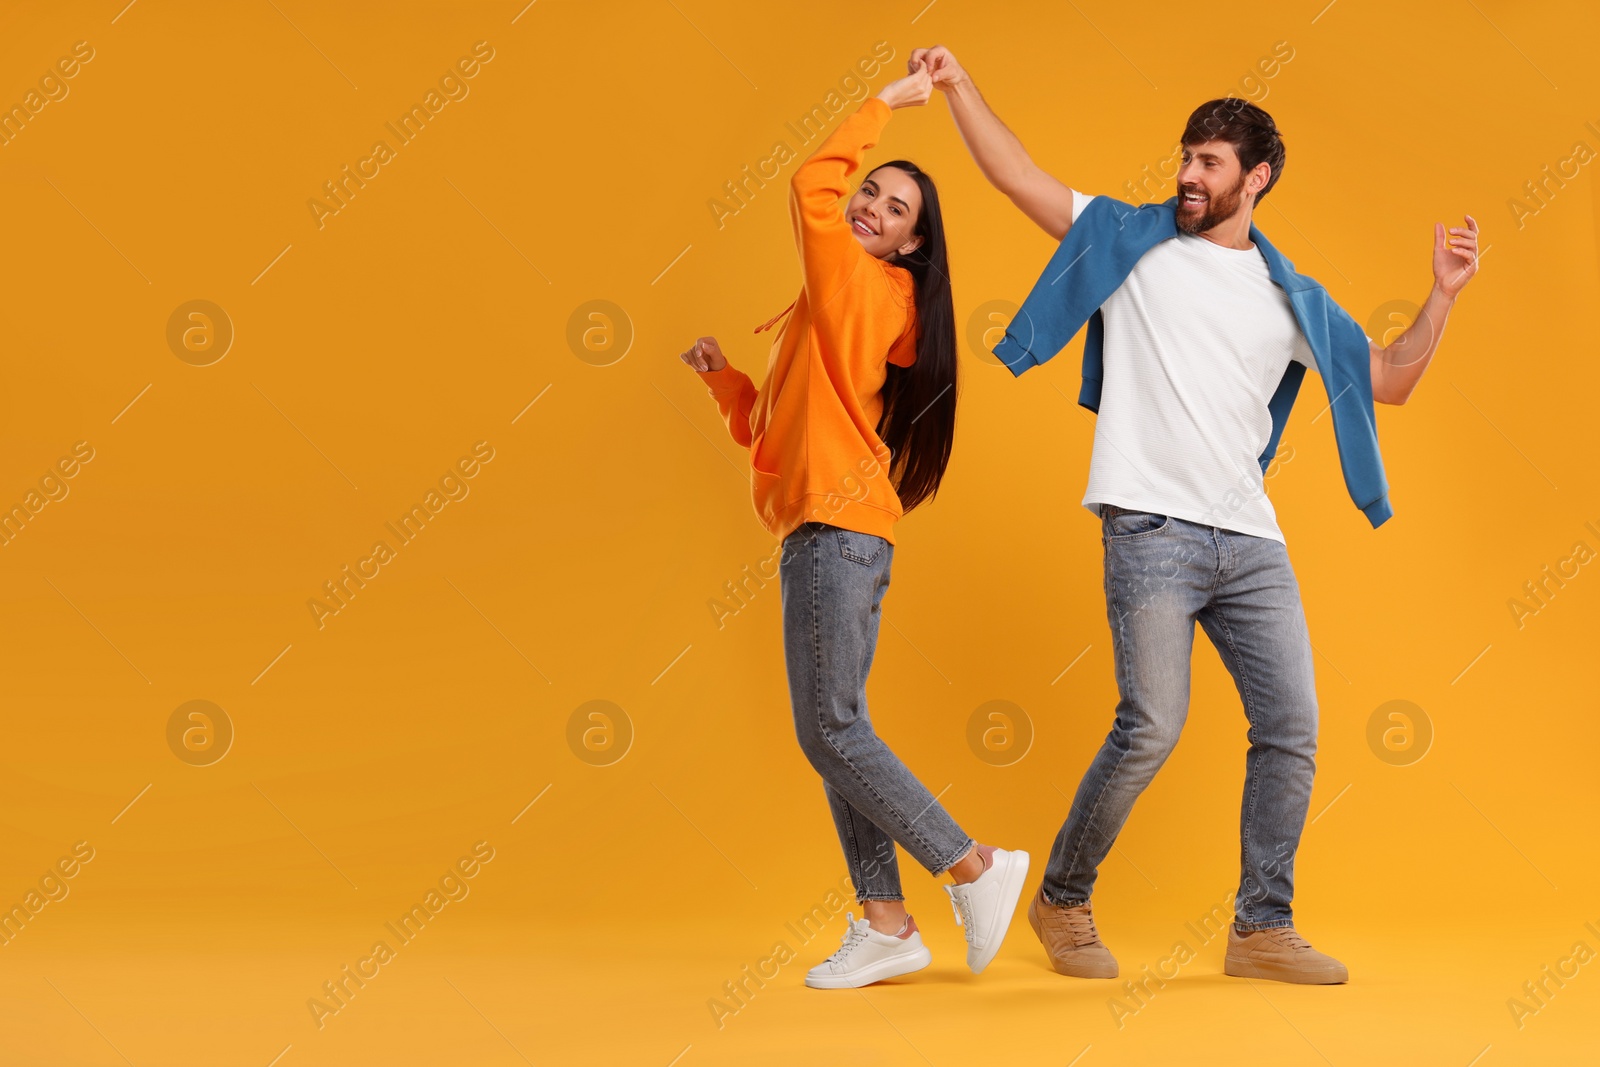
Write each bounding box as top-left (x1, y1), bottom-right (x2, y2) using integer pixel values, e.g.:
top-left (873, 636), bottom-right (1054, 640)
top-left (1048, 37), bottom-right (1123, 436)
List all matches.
top-left (1103, 508), bottom-right (1171, 541)
top-left (836, 527), bottom-right (886, 566)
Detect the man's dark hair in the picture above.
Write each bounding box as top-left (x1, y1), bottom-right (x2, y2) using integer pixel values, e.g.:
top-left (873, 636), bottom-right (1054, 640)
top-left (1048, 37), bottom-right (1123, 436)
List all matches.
top-left (1180, 98), bottom-right (1286, 203)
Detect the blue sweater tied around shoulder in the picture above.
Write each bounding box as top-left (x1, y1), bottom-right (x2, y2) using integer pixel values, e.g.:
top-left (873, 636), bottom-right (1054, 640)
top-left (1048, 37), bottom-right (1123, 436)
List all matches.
top-left (992, 194), bottom-right (1393, 528)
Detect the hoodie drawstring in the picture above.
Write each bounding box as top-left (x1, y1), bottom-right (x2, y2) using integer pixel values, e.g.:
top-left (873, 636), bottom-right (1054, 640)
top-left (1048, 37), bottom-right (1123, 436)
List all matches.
top-left (754, 300), bottom-right (797, 335)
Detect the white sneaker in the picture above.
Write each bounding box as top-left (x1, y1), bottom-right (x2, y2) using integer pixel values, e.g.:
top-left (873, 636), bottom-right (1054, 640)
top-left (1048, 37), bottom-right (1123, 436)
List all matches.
top-left (803, 913), bottom-right (932, 989)
top-left (944, 847), bottom-right (1030, 974)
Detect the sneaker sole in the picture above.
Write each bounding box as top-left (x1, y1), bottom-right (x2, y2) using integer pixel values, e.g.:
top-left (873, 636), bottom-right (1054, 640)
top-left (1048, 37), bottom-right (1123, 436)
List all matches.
top-left (1026, 897), bottom-right (1119, 979)
top-left (1224, 955), bottom-right (1348, 985)
top-left (804, 945), bottom-right (933, 989)
top-left (967, 851), bottom-right (1030, 975)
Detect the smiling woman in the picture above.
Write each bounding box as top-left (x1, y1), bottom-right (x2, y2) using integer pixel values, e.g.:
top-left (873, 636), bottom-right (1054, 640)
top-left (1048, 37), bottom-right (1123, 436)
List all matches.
top-left (678, 61), bottom-right (1035, 991)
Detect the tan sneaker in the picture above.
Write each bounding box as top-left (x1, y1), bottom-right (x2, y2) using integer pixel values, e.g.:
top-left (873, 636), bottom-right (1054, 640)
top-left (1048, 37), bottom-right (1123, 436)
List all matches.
top-left (1224, 925), bottom-right (1348, 984)
top-left (1026, 888), bottom-right (1118, 978)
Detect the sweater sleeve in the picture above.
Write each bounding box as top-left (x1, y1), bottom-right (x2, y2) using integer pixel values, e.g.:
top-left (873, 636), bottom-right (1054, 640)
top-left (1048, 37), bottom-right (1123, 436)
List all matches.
top-left (697, 365), bottom-right (758, 448)
top-left (789, 98), bottom-right (892, 311)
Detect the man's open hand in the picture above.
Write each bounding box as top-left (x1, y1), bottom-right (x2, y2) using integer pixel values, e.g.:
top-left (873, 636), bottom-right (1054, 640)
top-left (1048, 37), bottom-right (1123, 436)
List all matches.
top-left (1434, 214), bottom-right (1481, 298)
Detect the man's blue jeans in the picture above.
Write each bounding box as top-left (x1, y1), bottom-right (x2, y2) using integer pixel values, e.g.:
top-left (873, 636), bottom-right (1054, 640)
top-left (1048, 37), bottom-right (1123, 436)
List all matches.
top-left (1042, 506), bottom-right (1320, 931)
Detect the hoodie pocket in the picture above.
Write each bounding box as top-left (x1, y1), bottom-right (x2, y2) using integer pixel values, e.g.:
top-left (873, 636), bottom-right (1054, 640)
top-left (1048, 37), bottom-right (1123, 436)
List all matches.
top-left (749, 431), bottom-right (781, 479)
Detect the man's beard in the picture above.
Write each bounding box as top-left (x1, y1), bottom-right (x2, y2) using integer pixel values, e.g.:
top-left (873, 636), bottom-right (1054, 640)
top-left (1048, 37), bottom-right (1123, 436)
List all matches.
top-left (1176, 171), bottom-right (1248, 234)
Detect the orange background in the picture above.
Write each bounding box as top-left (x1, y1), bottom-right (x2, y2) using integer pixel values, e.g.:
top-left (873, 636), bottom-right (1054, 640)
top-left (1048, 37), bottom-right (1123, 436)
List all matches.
top-left (1, 1), bottom-right (1597, 1064)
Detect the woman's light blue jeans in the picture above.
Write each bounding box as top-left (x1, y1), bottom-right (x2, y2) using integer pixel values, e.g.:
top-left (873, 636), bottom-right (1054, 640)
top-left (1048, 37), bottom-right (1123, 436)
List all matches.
top-left (780, 521), bottom-right (974, 903)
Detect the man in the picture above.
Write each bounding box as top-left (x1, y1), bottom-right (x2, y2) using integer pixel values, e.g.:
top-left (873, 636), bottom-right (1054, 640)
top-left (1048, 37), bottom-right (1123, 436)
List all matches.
top-left (911, 43), bottom-right (1479, 984)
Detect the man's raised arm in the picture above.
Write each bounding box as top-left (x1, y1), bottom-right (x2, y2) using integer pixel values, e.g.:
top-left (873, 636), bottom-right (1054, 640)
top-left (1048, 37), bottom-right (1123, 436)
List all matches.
top-left (1368, 214), bottom-right (1481, 405)
top-left (910, 45), bottom-right (1078, 241)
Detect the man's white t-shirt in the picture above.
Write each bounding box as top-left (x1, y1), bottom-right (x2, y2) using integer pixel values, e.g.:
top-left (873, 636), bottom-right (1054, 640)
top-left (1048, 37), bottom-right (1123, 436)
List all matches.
top-left (1067, 190), bottom-right (1318, 544)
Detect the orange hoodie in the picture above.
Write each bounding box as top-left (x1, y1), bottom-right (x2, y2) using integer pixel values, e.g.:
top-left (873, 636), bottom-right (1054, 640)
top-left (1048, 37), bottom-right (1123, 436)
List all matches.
top-left (697, 97), bottom-right (919, 545)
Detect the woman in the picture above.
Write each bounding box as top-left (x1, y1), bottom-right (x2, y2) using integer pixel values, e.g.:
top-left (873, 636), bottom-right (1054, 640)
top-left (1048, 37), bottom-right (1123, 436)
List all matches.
top-left (678, 61), bottom-right (1028, 989)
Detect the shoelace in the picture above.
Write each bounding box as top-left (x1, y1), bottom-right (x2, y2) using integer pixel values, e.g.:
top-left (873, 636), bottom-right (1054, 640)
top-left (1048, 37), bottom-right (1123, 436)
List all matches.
top-left (1039, 902), bottom-right (1102, 947)
top-left (946, 888), bottom-right (977, 941)
top-left (1062, 905), bottom-right (1103, 947)
top-left (823, 915), bottom-right (871, 967)
top-left (1264, 927), bottom-right (1312, 951)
